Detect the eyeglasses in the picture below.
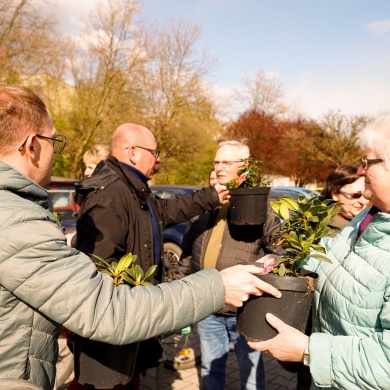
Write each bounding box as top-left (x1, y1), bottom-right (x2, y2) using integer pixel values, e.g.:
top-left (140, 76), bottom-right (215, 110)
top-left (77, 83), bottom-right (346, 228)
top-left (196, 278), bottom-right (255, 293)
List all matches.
top-left (126, 145), bottom-right (160, 159)
top-left (212, 160), bottom-right (242, 169)
top-left (18, 134), bottom-right (67, 154)
top-left (360, 157), bottom-right (383, 169)
top-left (338, 190), bottom-right (364, 200)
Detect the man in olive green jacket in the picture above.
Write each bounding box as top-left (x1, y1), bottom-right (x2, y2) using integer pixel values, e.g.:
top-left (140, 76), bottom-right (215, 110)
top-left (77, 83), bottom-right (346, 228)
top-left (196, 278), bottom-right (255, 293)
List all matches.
top-left (0, 83), bottom-right (281, 390)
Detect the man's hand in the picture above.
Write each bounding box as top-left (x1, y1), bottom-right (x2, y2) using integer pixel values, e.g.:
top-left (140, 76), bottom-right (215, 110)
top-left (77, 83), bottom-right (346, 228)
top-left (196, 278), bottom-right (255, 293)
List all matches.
top-left (214, 184), bottom-right (231, 203)
top-left (247, 313), bottom-right (308, 362)
top-left (220, 264), bottom-right (281, 307)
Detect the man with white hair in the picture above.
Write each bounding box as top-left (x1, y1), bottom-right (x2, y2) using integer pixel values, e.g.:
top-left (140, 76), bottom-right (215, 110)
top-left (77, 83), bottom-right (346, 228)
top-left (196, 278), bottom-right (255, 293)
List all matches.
top-left (175, 140), bottom-right (282, 390)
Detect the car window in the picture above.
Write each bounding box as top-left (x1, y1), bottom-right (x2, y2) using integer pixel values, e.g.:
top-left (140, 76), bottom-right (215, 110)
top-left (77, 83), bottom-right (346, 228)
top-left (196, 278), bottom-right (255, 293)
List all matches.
top-left (47, 186), bottom-right (75, 207)
top-left (152, 190), bottom-right (177, 199)
top-left (46, 182), bottom-right (79, 221)
top-left (150, 186), bottom-right (199, 199)
top-left (269, 189), bottom-right (300, 202)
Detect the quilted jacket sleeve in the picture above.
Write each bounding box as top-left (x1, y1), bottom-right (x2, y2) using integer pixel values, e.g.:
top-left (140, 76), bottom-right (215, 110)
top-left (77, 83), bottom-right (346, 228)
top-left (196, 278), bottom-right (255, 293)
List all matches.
top-left (0, 216), bottom-right (225, 345)
top-left (310, 323), bottom-right (390, 390)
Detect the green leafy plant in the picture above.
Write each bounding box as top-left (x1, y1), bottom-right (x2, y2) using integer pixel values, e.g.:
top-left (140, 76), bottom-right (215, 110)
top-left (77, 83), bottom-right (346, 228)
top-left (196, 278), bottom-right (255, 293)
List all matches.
top-left (268, 195), bottom-right (341, 276)
top-left (226, 158), bottom-right (270, 189)
top-left (91, 253), bottom-right (157, 287)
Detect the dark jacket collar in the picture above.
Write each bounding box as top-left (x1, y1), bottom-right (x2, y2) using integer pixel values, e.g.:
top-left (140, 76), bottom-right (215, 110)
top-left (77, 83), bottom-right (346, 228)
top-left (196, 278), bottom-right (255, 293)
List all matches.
top-left (74, 155), bottom-right (151, 207)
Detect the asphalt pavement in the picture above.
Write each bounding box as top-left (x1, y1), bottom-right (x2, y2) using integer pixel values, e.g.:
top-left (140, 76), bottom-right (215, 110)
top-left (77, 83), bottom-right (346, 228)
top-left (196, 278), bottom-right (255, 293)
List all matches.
top-left (140, 328), bottom-right (298, 390)
top-left (58, 327), bottom-right (298, 390)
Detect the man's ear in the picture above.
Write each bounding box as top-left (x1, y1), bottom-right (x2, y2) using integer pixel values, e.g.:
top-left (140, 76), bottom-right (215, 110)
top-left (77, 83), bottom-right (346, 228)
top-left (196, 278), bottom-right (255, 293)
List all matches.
top-left (24, 134), bottom-right (38, 157)
top-left (128, 146), bottom-right (138, 164)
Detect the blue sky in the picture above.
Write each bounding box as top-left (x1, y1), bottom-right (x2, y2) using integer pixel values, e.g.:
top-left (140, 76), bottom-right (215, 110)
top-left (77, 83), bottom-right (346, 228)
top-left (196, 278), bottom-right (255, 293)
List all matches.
top-left (55, 0), bottom-right (390, 119)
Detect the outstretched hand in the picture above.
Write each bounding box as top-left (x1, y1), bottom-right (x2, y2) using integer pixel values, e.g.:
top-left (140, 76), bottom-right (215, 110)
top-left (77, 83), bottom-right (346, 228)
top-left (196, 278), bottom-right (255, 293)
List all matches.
top-left (247, 313), bottom-right (308, 362)
top-left (220, 264), bottom-right (281, 307)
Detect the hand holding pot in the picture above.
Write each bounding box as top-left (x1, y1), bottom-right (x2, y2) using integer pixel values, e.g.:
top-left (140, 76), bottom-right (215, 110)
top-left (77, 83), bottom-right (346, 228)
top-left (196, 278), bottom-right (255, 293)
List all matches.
top-left (214, 183), bottom-right (231, 203)
top-left (247, 313), bottom-right (308, 362)
top-left (220, 265), bottom-right (282, 307)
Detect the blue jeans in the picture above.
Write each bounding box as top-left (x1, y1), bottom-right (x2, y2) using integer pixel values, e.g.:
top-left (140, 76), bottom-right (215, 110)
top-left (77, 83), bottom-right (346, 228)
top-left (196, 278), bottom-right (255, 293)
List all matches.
top-left (197, 314), bottom-right (265, 390)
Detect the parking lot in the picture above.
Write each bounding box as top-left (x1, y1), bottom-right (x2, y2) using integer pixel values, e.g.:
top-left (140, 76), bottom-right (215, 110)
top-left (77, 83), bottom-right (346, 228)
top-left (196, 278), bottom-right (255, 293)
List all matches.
top-left (57, 327), bottom-right (298, 390)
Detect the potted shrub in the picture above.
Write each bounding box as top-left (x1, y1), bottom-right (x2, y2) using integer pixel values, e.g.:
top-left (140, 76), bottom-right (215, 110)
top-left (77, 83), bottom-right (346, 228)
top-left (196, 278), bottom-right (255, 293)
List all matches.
top-left (237, 195), bottom-right (341, 341)
top-left (226, 158), bottom-right (270, 225)
top-left (73, 253), bottom-right (157, 388)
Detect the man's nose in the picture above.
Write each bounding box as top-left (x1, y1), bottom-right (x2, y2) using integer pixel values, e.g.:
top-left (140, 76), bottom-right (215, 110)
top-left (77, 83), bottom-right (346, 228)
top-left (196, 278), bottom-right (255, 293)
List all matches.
top-left (357, 166), bottom-right (365, 176)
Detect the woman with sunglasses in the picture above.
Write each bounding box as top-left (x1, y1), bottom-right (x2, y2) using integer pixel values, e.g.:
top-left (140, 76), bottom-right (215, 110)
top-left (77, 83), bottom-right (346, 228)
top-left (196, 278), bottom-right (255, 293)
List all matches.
top-left (321, 164), bottom-right (369, 232)
top-left (287, 164), bottom-right (370, 390)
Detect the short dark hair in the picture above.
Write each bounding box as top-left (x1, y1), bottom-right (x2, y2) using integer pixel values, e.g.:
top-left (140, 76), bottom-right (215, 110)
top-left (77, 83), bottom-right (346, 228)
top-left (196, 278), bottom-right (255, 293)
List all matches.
top-left (0, 83), bottom-right (52, 155)
top-left (321, 164), bottom-right (360, 200)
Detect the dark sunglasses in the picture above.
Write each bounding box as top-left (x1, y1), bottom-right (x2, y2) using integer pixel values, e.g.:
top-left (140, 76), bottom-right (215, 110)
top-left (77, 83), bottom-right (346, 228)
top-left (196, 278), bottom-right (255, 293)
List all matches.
top-left (338, 190), bottom-right (364, 199)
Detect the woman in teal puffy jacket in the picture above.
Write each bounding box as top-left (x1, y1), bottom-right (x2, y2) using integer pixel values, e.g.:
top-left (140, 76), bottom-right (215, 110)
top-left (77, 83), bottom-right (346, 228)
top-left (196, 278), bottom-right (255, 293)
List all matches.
top-left (250, 114), bottom-right (390, 390)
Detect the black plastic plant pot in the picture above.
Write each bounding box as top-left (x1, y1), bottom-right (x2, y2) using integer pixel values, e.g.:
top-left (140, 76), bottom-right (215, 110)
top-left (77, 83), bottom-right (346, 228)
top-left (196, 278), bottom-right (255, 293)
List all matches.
top-left (236, 271), bottom-right (317, 342)
top-left (229, 187), bottom-right (270, 225)
top-left (73, 335), bottom-right (138, 388)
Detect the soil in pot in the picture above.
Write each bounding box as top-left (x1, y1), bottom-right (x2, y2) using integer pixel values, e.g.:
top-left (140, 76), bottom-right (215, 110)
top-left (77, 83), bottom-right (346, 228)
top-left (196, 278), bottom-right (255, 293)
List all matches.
top-left (229, 187), bottom-right (270, 225)
top-left (237, 272), bottom-right (317, 342)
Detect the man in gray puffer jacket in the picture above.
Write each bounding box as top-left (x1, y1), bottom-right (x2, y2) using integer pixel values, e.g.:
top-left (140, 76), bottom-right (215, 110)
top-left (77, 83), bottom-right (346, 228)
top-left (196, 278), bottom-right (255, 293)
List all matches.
top-left (0, 83), bottom-right (281, 390)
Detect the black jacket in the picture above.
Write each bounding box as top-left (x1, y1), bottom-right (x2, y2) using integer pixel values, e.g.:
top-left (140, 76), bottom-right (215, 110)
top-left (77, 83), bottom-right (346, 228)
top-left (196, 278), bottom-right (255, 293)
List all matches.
top-left (75, 155), bottom-right (221, 282)
top-left (73, 155), bottom-right (221, 379)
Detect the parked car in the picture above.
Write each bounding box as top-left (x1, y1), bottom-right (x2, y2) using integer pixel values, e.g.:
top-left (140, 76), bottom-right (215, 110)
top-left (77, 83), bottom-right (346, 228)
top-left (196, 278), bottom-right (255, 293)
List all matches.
top-left (46, 180), bottom-right (316, 277)
top-left (270, 186), bottom-right (320, 200)
top-left (45, 177), bottom-right (79, 245)
top-left (46, 177), bottom-right (79, 217)
top-left (149, 185), bottom-right (200, 281)
top-left (45, 180), bottom-right (199, 280)
top-left (152, 185), bottom-right (303, 280)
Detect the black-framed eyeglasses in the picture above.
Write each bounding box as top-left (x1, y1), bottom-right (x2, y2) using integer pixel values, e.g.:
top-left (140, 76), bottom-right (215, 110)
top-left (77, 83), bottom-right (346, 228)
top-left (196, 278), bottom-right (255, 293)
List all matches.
top-left (211, 160), bottom-right (242, 169)
top-left (338, 190), bottom-right (364, 200)
top-left (360, 157), bottom-right (383, 169)
top-left (126, 145), bottom-right (160, 159)
top-left (18, 134), bottom-right (67, 154)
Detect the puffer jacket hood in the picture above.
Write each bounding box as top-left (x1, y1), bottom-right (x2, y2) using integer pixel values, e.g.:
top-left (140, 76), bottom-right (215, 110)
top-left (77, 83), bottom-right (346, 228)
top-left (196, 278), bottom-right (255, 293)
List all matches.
top-left (0, 161), bottom-right (49, 209)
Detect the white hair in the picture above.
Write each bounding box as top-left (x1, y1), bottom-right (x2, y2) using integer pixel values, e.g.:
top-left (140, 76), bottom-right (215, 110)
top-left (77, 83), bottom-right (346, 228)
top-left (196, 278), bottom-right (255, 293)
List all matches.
top-left (216, 140), bottom-right (250, 159)
top-left (358, 114), bottom-right (390, 165)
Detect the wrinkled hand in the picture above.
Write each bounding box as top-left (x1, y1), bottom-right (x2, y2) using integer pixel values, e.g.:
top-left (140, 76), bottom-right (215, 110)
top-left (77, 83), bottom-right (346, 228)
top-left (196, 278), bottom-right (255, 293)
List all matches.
top-left (220, 265), bottom-right (281, 307)
top-left (214, 184), bottom-right (231, 203)
top-left (247, 313), bottom-right (308, 362)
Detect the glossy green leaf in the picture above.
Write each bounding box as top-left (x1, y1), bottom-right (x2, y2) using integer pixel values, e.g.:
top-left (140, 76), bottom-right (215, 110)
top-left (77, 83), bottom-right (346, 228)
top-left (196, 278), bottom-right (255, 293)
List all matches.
top-left (310, 254), bottom-right (332, 263)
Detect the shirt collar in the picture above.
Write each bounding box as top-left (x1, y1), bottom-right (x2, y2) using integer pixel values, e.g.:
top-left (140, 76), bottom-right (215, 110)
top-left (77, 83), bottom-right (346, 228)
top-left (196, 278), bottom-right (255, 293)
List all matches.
top-left (121, 162), bottom-right (148, 184)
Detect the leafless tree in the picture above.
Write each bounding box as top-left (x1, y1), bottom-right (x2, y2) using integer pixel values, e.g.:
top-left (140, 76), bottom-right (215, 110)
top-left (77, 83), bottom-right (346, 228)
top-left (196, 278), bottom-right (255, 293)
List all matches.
top-left (234, 69), bottom-right (288, 117)
top-left (0, 0), bottom-right (64, 82)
